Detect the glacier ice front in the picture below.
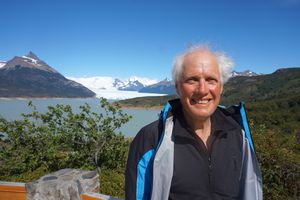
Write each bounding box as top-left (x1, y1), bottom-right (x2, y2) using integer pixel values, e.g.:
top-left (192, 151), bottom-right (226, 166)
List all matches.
top-left (91, 89), bottom-right (167, 100)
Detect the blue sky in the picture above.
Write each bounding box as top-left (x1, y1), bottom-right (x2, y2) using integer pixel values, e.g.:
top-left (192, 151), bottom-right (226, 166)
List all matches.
top-left (0, 0), bottom-right (299, 80)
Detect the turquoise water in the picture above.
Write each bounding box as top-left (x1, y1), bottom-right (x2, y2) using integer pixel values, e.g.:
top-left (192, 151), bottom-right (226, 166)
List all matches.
top-left (0, 98), bottom-right (161, 137)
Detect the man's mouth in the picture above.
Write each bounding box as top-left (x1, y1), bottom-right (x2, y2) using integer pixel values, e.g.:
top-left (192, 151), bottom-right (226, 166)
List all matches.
top-left (192, 99), bottom-right (211, 104)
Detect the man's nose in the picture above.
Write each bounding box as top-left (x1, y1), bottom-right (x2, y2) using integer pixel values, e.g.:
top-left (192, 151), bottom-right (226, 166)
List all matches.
top-left (195, 79), bottom-right (208, 95)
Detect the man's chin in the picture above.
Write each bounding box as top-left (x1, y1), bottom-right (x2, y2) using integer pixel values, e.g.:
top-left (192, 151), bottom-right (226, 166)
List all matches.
top-left (187, 110), bottom-right (212, 120)
top-left (190, 106), bottom-right (217, 118)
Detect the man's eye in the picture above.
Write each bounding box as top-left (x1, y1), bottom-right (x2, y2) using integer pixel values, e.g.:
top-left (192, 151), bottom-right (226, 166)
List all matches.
top-left (186, 79), bottom-right (197, 84)
top-left (207, 78), bottom-right (217, 84)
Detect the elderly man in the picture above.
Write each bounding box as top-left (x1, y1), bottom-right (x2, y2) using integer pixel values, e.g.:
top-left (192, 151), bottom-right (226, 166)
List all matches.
top-left (125, 46), bottom-right (262, 200)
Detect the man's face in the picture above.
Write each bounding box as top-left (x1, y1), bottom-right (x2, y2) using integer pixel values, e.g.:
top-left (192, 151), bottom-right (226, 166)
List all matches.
top-left (176, 51), bottom-right (223, 121)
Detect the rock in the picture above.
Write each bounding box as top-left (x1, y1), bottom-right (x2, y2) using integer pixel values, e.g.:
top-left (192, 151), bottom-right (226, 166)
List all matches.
top-left (25, 168), bottom-right (99, 200)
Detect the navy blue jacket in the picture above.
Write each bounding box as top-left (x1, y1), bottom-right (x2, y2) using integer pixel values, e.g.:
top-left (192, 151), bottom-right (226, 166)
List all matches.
top-left (125, 99), bottom-right (262, 200)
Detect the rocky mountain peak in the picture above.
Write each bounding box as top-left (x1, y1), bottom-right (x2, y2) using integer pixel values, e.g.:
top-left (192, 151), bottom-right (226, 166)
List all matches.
top-left (161, 77), bottom-right (172, 82)
top-left (1, 52), bottom-right (59, 74)
top-left (0, 52), bottom-right (95, 98)
top-left (26, 51), bottom-right (40, 60)
top-left (0, 61), bottom-right (6, 68)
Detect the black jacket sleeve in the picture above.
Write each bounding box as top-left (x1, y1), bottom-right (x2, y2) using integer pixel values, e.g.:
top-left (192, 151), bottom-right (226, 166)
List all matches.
top-left (125, 120), bottom-right (161, 200)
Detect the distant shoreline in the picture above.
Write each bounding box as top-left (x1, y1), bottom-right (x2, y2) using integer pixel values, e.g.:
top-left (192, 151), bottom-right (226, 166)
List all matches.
top-left (0, 97), bottom-right (163, 110)
top-left (119, 105), bottom-right (163, 110)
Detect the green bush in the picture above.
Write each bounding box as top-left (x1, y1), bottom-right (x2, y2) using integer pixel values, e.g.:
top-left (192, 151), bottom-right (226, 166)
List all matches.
top-left (252, 124), bottom-right (300, 200)
top-left (0, 98), bottom-right (131, 185)
top-left (100, 168), bottom-right (125, 198)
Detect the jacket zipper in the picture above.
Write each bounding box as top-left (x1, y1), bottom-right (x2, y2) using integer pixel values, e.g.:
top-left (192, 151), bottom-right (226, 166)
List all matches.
top-left (208, 135), bottom-right (217, 194)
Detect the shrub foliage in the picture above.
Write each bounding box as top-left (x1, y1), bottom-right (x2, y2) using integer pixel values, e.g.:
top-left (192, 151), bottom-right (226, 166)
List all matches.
top-left (0, 98), bottom-right (131, 197)
top-left (251, 123), bottom-right (300, 200)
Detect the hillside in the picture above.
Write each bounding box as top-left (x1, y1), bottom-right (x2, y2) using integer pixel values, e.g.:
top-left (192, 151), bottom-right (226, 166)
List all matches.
top-left (221, 68), bottom-right (300, 105)
top-left (117, 68), bottom-right (300, 133)
top-left (0, 52), bottom-right (95, 98)
top-left (116, 95), bottom-right (178, 109)
top-left (222, 68), bottom-right (300, 133)
top-left (139, 78), bottom-right (176, 94)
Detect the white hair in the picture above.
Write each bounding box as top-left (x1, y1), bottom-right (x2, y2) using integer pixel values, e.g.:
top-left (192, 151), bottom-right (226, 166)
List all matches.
top-left (172, 45), bottom-right (234, 85)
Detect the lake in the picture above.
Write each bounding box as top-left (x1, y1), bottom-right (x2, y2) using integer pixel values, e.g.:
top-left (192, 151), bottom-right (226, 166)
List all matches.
top-left (0, 98), bottom-right (162, 137)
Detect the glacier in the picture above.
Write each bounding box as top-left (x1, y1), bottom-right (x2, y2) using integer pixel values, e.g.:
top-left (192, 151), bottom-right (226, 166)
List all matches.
top-left (67, 76), bottom-right (167, 100)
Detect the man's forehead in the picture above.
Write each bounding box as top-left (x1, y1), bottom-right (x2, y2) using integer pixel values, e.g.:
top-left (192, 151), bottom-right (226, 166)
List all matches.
top-left (183, 52), bottom-right (218, 69)
top-left (183, 51), bottom-right (217, 65)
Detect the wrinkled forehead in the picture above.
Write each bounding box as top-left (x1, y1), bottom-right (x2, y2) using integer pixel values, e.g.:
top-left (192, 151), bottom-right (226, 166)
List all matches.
top-left (182, 51), bottom-right (220, 72)
top-left (183, 51), bottom-right (218, 66)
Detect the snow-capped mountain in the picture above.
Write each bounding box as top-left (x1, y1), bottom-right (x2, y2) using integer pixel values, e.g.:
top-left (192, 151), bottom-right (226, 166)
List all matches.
top-left (2, 51), bottom-right (59, 74)
top-left (139, 78), bottom-right (176, 94)
top-left (0, 61), bottom-right (6, 68)
top-left (113, 78), bottom-right (126, 88)
top-left (124, 76), bottom-right (158, 86)
top-left (67, 76), bottom-right (158, 91)
top-left (0, 52), bottom-right (95, 98)
top-left (232, 70), bottom-right (262, 77)
top-left (119, 76), bottom-right (157, 91)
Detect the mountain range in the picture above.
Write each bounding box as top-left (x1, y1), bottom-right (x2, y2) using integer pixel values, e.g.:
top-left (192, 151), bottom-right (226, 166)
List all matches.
top-left (232, 70), bottom-right (262, 77)
top-left (67, 76), bottom-right (158, 92)
top-left (0, 51), bottom-right (265, 99)
top-left (69, 70), bottom-right (261, 96)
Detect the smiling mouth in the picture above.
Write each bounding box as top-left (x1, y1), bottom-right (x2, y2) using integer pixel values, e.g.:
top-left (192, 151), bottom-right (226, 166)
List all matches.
top-left (192, 99), bottom-right (211, 104)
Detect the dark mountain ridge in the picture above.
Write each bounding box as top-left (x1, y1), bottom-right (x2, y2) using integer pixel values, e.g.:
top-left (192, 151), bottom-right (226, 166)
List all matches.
top-left (0, 52), bottom-right (95, 98)
top-left (222, 67), bottom-right (300, 105)
top-left (139, 78), bottom-right (176, 94)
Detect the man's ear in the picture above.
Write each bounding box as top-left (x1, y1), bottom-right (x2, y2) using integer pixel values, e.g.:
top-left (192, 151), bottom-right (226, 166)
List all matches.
top-left (175, 83), bottom-right (180, 96)
top-left (220, 84), bottom-right (224, 95)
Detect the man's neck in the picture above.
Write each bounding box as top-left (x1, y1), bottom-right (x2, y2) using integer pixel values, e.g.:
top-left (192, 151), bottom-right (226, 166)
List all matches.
top-left (194, 119), bottom-right (211, 147)
top-left (183, 112), bottom-right (212, 147)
